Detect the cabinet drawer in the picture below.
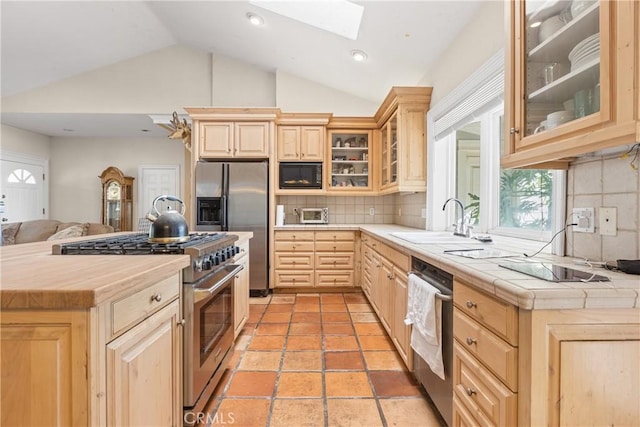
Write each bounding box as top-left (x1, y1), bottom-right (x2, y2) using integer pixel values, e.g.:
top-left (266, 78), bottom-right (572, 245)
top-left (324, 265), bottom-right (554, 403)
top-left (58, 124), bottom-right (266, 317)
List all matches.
top-left (315, 253), bottom-right (354, 268)
top-left (315, 271), bottom-right (354, 287)
top-left (275, 252), bottom-right (314, 269)
top-left (110, 273), bottom-right (180, 338)
top-left (453, 395), bottom-right (484, 427)
top-left (275, 231), bottom-right (314, 241)
top-left (275, 241), bottom-right (315, 252)
top-left (453, 342), bottom-right (517, 426)
top-left (314, 241), bottom-right (354, 252)
top-left (454, 279), bottom-right (518, 345)
top-left (454, 309), bottom-right (518, 391)
top-left (275, 271), bottom-right (313, 287)
top-left (315, 231), bottom-right (355, 241)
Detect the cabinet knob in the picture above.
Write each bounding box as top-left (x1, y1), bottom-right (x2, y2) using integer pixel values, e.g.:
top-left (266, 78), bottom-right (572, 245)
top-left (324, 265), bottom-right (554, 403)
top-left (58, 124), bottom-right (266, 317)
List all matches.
top-left (465, 387), bottom-right (477, 396)
top-left (151, 293), bottom-right (162, 303)
top-left (177, 319), bottom-right (186, 326)
top-left (466, 337), bottom-right (477, 345)
top-left (509, 127), bottom-right (520, 135)
top-left (466, 301), bottom-right (477, 309)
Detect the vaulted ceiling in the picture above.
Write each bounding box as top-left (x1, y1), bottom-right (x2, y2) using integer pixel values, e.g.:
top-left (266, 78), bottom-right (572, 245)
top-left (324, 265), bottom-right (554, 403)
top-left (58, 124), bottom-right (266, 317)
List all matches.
top-left (1, 1), bottom-right (484, 137)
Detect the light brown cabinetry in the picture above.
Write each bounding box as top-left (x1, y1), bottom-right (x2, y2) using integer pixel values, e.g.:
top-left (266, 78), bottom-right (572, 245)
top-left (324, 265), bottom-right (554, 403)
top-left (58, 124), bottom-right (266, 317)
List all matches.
top-left (519, 308), bottom-right (640, 426)
top-left (0, 273), bottom-right (183, 426)
top-left (233, 239), bottom-right (250, 338)
top-left (200, 121), bottom-right (270, 158)
top-left (277, 126), bottom-right (325, 161)
top-left (361, 233), bottom-right (412, 368)
top-left (327, 129), bottom-right (373, 192)
top-left (375, 87), bottom-right (432, 194)
top-left (274, 230), bottom-right (356, 289)
top-left (503, 0), bottom-right (640, 168)
top-left (452, 279), bottom-right (518, 426)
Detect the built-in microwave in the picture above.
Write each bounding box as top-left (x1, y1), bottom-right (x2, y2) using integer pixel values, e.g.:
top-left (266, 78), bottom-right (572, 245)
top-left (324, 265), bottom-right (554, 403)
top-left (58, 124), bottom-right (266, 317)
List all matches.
top-left (279, 163), bottom-right (322, 189)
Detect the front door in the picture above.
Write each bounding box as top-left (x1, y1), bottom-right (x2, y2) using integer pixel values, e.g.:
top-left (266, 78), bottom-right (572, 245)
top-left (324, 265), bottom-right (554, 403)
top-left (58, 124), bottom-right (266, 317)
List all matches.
top-left (0, 159), bottom-right (46, 223)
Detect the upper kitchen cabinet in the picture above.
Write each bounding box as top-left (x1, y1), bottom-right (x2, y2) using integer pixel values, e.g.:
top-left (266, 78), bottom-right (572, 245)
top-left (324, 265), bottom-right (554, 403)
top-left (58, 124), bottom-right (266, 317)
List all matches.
top-left (276, 113), bottom-right (332, 162)
top-left (326, 117), bottom-right (377, 194)
top-left (374, 87), bottom-right (432, 194)
top-left (503, 0), bottom-right (640, 168)
top-left (185, 108), bottom-right (279, 159)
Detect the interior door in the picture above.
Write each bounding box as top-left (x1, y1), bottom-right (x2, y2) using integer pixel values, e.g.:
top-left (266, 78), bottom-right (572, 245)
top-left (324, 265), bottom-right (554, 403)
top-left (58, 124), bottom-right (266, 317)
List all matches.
top-left (0, 159), bottom-right (45, 223)
top-left (138, 165), bottom-right (179, 230)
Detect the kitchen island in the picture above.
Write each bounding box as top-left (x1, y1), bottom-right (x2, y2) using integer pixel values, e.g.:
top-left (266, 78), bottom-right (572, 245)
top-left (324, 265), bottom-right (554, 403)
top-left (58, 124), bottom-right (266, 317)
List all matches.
top-left (0, 232), bottom-right (252, 427)
top-left (275, 224), bottom-right (640, 427)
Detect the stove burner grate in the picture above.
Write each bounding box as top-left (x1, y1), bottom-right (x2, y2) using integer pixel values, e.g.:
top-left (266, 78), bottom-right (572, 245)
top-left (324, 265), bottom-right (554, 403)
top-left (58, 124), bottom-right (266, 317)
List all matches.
top-left (56, 232), bottom-right (228, 255)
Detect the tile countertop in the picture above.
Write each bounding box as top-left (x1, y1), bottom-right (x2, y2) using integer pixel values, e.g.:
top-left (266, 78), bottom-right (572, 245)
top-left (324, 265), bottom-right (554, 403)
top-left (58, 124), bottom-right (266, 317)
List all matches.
top-left (275, 224), bottom-right (640, 310)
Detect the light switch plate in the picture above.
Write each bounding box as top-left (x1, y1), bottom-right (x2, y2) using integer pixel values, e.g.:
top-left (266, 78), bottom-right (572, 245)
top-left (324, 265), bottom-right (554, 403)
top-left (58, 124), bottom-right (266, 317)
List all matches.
top-left (599, 207), bottom-right (617, 236)
top-left (572, 207), bottom-right (595, 233)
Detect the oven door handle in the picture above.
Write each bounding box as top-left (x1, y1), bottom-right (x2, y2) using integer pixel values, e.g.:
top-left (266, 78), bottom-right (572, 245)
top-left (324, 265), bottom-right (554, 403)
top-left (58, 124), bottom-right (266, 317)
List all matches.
top-left (193, 264), bottom-right (243, 302)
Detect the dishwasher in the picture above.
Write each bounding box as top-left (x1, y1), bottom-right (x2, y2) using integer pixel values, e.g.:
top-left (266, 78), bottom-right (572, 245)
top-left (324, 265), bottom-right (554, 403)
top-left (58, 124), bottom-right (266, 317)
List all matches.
top-left (410, 256), bottom-right (453, 427)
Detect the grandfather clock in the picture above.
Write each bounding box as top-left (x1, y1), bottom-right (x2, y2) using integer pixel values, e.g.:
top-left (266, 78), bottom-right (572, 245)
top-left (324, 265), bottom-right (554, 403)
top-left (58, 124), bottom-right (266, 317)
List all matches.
top-left (99, 166), bottom-right (134, 232)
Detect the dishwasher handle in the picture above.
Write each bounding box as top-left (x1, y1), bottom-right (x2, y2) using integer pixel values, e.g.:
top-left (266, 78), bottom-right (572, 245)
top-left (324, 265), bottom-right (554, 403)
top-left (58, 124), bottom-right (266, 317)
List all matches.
top-left (408, 271), bottom-right (453, 302)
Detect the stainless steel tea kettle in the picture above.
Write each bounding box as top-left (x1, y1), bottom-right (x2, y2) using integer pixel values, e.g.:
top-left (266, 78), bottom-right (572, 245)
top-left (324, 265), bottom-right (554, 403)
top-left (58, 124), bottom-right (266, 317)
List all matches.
top-left (146, 195), bottom-right (189, 243)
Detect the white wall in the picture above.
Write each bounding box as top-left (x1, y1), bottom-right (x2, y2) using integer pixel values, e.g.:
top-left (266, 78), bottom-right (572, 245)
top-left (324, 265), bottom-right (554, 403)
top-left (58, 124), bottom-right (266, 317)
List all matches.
top-left (49, 136), bottom-right (184, 223)
top-left (276, 71), bottom-right (378, 116)
top-left (1, 45), bottom-right (212, 114)
top-left (1, 125), bottom-right (51, 158)
top-left (211, 55), bottom-right (276, 107)
top-left (418, 0), bottom-right (505, 105)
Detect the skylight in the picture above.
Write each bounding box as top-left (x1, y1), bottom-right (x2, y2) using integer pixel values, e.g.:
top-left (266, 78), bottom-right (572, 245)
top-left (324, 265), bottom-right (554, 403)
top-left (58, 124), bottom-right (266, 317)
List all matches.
top-left (249, 0), bottom-right (364, 40)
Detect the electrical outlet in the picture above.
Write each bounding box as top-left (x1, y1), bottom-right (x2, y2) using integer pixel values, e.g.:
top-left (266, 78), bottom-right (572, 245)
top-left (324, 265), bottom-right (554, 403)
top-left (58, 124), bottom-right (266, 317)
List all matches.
top-left (599, 207), bottom-right (617, 236)
top-left (369, 207), bottom-right (375, 216)
top-left (572, 207), bottom-right (595, 233)
top-left (421, 208), bottom-right (427, 219)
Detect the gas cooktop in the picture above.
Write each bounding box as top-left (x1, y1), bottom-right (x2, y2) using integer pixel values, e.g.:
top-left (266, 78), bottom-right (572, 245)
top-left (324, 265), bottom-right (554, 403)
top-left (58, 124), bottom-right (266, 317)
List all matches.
top-left (499, 262), bottom-right (611, 282)
top-left (52, 232), bottom-right (230, 255)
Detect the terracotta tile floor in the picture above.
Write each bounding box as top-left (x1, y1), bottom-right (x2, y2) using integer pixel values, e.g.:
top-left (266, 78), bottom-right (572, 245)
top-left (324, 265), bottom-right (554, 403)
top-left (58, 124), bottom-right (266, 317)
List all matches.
top-left (202, 293), bottom-right (445, 427)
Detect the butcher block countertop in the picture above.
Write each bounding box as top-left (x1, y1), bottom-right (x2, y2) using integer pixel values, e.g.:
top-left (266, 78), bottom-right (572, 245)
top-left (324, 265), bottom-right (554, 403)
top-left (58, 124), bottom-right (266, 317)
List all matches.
top-left (276, 224), bottom-right (640, 310)
top-left (0, 232), bottom-right (253, 310)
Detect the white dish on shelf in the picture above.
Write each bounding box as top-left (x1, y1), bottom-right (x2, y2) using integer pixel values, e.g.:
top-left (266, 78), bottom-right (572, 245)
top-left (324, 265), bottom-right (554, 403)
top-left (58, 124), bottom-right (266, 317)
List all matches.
top-left (571, 51), bottom-right (599, 71)
top-left (539, 13), bottom-right (570, 43)
top-left (571, 0), bottom-right (597, 18)
top-left (547, 110), bottom-right (573, 128)
top-left (568, 33), bottom-right (599, 59)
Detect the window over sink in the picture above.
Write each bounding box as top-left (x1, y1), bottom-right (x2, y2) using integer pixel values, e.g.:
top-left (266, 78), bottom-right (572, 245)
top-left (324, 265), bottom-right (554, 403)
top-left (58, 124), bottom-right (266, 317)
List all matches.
top-left (427, 50), bottom-right (567, 252)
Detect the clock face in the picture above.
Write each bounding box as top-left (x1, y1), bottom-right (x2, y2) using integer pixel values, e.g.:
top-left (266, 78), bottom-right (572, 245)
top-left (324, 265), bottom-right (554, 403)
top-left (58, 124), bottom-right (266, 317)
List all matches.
top-left (107, 182), bottom-right (121, 200)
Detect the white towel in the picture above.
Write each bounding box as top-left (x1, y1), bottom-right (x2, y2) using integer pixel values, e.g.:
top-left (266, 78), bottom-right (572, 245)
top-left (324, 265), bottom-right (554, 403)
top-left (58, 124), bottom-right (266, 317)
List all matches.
top-left (404, 273), bottom-right (445, 380)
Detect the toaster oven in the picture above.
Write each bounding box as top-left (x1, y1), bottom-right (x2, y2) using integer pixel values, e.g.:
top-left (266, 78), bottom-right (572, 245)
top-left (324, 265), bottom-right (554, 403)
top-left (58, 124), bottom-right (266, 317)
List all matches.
top-left (299, 208), bottom-right (329, 224)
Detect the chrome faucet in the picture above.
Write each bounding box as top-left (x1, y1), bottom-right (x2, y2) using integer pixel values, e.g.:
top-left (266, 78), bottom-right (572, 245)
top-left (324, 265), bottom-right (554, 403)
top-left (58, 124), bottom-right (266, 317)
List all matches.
top-left (442, 198), bottom-right (471, 237)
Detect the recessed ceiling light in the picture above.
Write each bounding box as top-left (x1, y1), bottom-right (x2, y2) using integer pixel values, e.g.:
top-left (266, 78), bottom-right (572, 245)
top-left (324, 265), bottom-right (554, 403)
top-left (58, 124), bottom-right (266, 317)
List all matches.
top-left (351, 49), bottom-right (368, 62)
top-left (247, 12), bottom-right (264, 26)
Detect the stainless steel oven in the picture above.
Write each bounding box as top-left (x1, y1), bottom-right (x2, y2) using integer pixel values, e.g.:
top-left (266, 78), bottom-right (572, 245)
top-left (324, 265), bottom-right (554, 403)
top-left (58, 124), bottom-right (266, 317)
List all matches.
top-left (183, 263), bottom-right (242, 415)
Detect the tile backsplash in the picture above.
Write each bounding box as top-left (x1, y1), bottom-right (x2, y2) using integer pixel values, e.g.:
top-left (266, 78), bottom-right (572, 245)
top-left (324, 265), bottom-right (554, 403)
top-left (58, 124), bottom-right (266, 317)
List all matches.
top-left (277, 193), bottom-right (427, 229)
top-left (566, 154), bottom-right (639, 262)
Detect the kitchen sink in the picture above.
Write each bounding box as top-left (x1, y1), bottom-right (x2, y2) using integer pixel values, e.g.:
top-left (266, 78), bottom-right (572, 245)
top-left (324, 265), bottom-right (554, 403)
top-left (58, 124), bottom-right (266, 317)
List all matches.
top-left (390, 231), bottom-right (475, 244)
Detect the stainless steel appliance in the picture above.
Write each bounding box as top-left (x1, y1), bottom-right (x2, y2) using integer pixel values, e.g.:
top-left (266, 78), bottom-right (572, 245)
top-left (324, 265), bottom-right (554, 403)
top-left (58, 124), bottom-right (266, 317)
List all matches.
top-left (52, 232), bottom-right (242, 421)
top-left (410, 256), bottom-right (453, 427)
top-left (299, 207), bottom-right (329, 224)
top-left (278, 162), bottom-right (322, 189)
top-left (195, 161), bottom-right (269, 297)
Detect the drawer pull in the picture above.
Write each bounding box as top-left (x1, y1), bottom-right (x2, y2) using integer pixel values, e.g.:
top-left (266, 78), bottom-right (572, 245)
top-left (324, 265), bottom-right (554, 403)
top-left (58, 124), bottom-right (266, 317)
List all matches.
top-left (466, 301), bottom-right (477, 309)
top-left (465, 387), bottom-right (477, 396)
top-left (177, 319), bottom-right (186, 326)
top-left (466, 337), bottom-right (477, 345)
top-left (151, 293), bottom-right (162, 303)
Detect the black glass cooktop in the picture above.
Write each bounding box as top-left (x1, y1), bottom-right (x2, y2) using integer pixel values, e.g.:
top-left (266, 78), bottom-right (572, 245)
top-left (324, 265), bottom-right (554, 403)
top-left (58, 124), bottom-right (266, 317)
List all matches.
top-left (499, 262), bottom-right (611, 282)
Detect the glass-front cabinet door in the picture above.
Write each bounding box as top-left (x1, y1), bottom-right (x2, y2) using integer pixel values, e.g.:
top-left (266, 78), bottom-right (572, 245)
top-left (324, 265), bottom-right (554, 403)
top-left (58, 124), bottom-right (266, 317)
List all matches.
top-left (327, 130), bottom-right (371, 192)
top-left (380, 112), bottom-right (398, 188)
top-left (503, 0), bottom-right (638, 168)
top-left (502, 0), bottom-right (640, 167)
top-left (100, 166), bottom-right (134, 232)
top-left (522, 0), bottom-right (602, 139)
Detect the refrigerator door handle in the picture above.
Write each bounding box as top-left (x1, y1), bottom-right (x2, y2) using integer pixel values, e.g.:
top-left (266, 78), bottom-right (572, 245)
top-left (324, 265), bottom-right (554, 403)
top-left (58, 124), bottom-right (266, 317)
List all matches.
top-left (221, 195), bottom-right (228, 231)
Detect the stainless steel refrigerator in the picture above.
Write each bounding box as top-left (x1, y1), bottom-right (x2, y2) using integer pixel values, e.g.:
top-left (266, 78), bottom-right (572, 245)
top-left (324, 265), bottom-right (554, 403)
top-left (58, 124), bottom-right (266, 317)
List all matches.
top-left (194, 161), bottom-right (269, 296)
